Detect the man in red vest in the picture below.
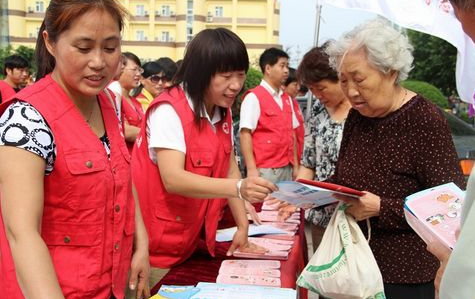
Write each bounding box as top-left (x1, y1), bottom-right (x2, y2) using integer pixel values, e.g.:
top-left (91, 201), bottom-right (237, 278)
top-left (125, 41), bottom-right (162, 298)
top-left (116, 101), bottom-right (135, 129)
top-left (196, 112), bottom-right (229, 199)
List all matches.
top-left (239, 47), bottom-right (300, 183)
top-left (0, 55), bottom-right (30, 103)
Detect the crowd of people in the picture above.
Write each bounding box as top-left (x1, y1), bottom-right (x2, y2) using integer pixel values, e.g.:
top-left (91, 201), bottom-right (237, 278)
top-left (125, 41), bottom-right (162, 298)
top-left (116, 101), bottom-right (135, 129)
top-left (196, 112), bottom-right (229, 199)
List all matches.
top-left (0, 0), bottom-right (474, 299)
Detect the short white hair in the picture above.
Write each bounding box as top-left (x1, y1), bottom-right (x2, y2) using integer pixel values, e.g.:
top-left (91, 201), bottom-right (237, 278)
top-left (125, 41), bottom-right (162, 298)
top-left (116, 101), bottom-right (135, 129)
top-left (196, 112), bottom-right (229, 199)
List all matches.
top-left (326, 17), bottom-right (414, 83)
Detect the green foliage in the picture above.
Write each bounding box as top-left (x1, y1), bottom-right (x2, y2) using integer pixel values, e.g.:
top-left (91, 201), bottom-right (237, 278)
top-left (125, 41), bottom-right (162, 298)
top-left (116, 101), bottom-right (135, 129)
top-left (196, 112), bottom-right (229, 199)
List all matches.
top-left (407, 29), bottom-right (457, 97)
top-left (401, 80), bottom-right (448, 109)
top-left (243, 67), bottom-right (263, 92)
top-left (15, 46), bottom-right (35, 67)
top-left (232, 67), bottom-right (263, 122)
top-left (0, 45), bottom-right (36, 79)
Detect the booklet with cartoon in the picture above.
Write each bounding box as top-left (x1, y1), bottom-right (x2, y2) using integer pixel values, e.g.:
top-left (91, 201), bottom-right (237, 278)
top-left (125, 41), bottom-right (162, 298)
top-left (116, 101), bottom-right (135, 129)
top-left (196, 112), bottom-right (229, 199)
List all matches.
top-left (271, 179), bottom-right (364, 208)
top-left (404, 182), bottom-right (465, 250)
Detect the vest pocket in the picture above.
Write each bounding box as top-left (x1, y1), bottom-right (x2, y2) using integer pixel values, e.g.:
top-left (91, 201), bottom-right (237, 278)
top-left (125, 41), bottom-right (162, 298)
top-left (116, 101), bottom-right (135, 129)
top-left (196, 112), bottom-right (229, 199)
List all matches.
top-left (189, 150), bottom-right (214, 176)
top-left (42, 222), bottom-right (103, 297)
top-left (63, 150), bottom-right (107, 209)
top-left (151, 206), bottom-right (196, 256)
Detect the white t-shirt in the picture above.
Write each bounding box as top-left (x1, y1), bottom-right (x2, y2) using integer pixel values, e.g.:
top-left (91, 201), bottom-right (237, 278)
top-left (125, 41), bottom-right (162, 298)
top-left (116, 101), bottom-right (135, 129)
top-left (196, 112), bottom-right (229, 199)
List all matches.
top-left (146, 90), bottom-right (233, 164)
top-left (239, 79), bottom-right (300, 132)
top-left (107, 80), bottom-right (122, 119)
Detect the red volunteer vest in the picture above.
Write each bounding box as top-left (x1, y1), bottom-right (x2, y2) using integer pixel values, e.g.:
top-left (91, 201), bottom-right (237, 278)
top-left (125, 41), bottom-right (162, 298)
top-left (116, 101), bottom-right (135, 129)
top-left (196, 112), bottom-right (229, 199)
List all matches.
top-left (121, 96), bottom-right (144, 153)
top-left (0, 80), bottom-right (16, 103)
top-left (292, 97), bottom-right (305, 162)
top-left (132, 86), bottom-right (231, 268)
top-left (243, 85), bottom-right (294, 168)
top-left (0, 75), bottom-right (135, 299)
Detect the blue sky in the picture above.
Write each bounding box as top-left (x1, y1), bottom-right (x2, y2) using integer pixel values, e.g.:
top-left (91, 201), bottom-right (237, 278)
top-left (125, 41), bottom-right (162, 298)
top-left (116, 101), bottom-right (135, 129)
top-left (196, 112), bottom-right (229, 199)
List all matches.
top-left (280, 0), bottom-right (376, 66)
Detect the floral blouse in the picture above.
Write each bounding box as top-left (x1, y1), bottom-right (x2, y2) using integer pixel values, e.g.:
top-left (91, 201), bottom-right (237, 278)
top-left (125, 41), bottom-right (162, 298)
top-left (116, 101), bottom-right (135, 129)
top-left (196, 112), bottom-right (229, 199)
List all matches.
top-left (301, 100), bottom-right (345, 226)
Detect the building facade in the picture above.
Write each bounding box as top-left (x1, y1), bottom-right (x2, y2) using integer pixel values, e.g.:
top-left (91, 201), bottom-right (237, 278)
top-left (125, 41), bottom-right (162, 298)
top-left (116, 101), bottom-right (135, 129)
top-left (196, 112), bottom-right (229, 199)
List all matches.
top-left (0, 0), bottom-right (281, 63)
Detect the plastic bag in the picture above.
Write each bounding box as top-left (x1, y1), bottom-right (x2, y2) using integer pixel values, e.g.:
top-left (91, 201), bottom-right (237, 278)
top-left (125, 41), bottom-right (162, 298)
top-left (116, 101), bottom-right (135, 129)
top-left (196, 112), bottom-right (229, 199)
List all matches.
top-left (297, 203), bottom-right (386, 299)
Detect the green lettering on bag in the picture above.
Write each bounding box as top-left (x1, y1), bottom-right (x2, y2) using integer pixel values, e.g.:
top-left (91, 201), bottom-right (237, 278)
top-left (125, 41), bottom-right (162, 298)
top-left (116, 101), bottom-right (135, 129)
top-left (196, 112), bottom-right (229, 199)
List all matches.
top-left (305, 247), bottom-right (346, 272)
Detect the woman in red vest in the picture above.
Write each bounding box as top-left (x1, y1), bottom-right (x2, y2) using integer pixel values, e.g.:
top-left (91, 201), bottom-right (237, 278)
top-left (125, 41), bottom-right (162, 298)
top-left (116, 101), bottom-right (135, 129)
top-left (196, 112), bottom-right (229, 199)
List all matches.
top-left (118, 52), bottom-right (144, 153)
top-left (0, 1), bottom-right (150, 299)
top-left (283, 67), bottom-right (305, 162)
top-left (131, 28), bottom-right (277, 287)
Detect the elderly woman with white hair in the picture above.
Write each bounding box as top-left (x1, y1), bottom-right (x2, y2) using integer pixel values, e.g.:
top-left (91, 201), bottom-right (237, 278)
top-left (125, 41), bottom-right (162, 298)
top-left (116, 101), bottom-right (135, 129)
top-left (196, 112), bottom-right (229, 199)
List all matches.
top-left (325, 18), bottom-right (465, 299)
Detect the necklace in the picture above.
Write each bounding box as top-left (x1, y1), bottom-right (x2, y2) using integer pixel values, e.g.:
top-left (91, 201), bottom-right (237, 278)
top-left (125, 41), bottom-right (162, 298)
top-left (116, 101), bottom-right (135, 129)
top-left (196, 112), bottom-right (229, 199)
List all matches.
top-left (86, 102), bottom-right (95, 123)
top-left (400, 88), bottom-right (408, 106)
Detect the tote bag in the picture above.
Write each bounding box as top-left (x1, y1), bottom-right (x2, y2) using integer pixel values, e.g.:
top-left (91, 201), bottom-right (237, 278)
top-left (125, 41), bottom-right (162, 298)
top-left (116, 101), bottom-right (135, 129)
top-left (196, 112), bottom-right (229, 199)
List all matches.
top-left (297, 203), bottom-right (385, 299)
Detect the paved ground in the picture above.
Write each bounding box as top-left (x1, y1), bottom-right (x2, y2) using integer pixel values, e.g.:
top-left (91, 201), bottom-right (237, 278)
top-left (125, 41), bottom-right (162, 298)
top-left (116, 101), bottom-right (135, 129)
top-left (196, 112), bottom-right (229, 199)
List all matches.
top-left (453, 135), bottom-right (475, 158)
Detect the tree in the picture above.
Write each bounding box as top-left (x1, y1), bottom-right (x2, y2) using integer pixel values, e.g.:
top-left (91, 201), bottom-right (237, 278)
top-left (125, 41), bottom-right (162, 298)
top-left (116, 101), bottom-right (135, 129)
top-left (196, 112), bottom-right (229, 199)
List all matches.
top-left (407, 29), bottom-right (457, 96)
top-left (0, 45), bottom-right (36, 79)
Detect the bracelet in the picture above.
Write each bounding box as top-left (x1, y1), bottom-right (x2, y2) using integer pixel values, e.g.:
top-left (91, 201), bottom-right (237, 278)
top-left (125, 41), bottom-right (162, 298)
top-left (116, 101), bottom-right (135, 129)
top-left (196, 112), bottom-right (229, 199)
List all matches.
top-left (236, 179), bottom-right (244, 200)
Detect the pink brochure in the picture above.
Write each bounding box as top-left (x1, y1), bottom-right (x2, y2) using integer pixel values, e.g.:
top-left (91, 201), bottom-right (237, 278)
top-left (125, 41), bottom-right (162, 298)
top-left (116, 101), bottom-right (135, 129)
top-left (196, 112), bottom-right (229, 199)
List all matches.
top-left (257, 211), bottom-right (300, 224)
top-left (219, 266), bottom-right (281, 278)
top-left (221, 259), bottom-right (281, 269)
top-left (216, 274), bottom-right (281, 287)
top-left (233, 249), bottom-right (289, 260)
top-left (248, 237), bottom-right (294, 248)
top-left (404, 182), bottom-right (465, 249)
top-left (259, 234), bottom-right (296, 241)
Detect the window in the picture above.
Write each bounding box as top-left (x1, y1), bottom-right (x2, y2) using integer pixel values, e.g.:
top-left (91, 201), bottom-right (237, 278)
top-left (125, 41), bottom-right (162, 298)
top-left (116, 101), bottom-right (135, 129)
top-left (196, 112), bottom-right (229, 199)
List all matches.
top-left (215, 6), bottom-right (223, 17)
top-left (161, 31), bottom-right (170, 42)
top-left (161, 5), bottom-right (170, 16)
top-left (136, 5), bottom-right (145, 16)
top-left (186, 0), bottom-right (194, 43)
top-left (35, 1), bottom-right (44, 13)
top-left (186, 27), bottom-right (193, 43)
top-left (136, 30), bottom-right (145, 41)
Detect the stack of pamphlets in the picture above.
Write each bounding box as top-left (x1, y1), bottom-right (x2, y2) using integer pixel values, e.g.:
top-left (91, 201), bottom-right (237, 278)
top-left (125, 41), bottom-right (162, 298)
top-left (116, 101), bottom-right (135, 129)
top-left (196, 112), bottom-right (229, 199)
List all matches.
top-left (216, 260), bottom-right (281, 287)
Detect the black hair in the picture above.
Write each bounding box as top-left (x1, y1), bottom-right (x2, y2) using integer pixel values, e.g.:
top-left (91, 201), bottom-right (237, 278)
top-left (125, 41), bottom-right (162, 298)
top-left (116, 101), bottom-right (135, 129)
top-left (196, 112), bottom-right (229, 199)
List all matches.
top-left (284, 67), bottom-right (297, 87)
top-left (3, 55), bottom-right (30, 76)
top-left (297, 44), bottom-right (338, 86)
top-left (142, 61), bottom-right (162, 78)
top-left (449, 0), bottom-right (475, 10)
top-left (156, 57), bottom-right (177, 81)
top-left (122, 52), bottom-right (141, 67)
top-left (173, 27), bottom-right (249, 125)
top-left (258, 47), bottom-right (289, 73)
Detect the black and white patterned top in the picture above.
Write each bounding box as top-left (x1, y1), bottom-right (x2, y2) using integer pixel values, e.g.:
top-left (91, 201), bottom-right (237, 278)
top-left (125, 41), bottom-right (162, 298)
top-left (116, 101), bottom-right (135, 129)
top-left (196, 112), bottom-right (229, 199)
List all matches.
top-left (0, 101), bottom-right (110, 175)
top-left (301, 100), bottom-right (345, 227)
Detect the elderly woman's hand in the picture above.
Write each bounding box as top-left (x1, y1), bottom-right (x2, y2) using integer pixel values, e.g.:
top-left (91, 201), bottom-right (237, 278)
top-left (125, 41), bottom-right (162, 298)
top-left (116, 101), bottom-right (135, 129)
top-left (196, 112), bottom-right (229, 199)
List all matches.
top-left (427, 242), bottom-right (451, 299)
top-left (334, 191), bottom-right (381, 221)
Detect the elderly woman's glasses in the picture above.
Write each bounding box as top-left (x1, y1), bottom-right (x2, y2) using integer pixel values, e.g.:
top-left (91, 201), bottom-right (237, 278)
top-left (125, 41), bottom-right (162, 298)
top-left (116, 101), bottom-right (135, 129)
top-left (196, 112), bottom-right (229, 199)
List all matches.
top-left (149, 75), bottom-right (169, 83)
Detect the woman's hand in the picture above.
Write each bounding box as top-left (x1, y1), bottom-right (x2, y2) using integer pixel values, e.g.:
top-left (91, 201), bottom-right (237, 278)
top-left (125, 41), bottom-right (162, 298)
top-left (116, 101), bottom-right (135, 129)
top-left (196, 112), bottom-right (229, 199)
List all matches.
top-left (244, 201), bottom-right (261, 225)
top-left (226, 228), bottom-right (268, 256)
top-left (240, 177), bottom-right (278, 203)
top-left (128, 245), bottom-right (150, 299)
top-left (335, 191), bottom-right (381, 221)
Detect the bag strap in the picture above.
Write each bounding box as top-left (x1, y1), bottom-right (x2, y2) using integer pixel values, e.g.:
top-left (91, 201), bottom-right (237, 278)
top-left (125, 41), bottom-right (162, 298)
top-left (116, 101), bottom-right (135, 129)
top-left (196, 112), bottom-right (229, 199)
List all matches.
top-left (341, 202), bottom-right (372, 243)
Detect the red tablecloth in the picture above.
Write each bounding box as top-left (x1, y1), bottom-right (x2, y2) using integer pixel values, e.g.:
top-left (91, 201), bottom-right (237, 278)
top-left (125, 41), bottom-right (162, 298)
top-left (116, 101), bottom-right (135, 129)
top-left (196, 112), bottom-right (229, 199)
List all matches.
top-left (151, 210), bottom-right (308, 298)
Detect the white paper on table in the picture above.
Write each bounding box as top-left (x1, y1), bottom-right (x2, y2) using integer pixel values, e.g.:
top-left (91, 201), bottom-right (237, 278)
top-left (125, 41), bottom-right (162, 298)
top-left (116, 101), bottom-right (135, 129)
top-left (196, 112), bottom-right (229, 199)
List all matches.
top-left (191, 282), bottom-right (296, 299)
top-left (216, 224), bottom-right (288, 242)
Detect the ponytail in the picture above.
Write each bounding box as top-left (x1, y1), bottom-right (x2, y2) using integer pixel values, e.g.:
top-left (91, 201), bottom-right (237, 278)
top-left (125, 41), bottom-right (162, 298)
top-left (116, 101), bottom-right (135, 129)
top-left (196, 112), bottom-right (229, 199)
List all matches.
top-left (35, 21), bottom-right (56, 80)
